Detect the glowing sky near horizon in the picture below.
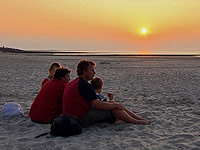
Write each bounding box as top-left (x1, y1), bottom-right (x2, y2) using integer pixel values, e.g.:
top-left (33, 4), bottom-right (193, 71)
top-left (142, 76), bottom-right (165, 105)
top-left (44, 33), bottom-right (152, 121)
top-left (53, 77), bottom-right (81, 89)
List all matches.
top-left (0, 0), bottom-right (200, 54)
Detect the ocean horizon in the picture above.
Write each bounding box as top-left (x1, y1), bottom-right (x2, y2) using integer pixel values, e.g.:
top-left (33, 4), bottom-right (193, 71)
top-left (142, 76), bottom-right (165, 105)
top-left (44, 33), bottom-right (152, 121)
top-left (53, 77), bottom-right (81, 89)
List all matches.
top-left (22, 49), bottom-right (200, 56)
top-left (1, 46), bottom-right (200, 56)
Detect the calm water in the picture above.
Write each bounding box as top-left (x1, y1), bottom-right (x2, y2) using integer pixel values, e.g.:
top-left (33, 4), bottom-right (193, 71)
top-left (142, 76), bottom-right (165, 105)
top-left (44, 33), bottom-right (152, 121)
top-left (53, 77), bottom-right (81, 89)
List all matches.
top-left (27, 49), bottom-right (200, 56)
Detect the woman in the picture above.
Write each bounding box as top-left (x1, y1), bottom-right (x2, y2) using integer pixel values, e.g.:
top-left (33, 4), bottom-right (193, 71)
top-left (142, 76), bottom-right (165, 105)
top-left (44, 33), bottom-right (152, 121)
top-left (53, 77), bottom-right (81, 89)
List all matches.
top-left (29, 67), bottom-right (71, 124)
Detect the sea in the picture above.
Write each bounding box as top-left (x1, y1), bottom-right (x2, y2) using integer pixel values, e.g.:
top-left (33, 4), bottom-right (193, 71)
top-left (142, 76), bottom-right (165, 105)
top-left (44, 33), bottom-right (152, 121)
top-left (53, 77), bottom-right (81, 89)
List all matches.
top-left (26, 49), bottom-right (200, 56)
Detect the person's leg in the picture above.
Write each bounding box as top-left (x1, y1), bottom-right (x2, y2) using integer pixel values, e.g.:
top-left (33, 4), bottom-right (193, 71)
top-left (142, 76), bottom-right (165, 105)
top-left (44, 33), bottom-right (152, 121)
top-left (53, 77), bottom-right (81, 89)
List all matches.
top-left (81, 107), bottom-right (116, 127)
top-left (111, 109), bottom-right (150, 125)
top-left (108, 100), bottom-right (146, 121)
top-left (123, 108), bottom-right (145, 120)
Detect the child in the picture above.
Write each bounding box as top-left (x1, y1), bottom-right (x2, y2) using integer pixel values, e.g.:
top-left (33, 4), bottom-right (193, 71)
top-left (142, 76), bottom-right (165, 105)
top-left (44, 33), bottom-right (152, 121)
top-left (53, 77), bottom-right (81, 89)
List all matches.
top-left (91, 77), bottom-right (107, 102)
top-left (91, 76), bottom-right (151, 125)
top-left (42, 62), bottom-right (62, 87)
top-left (90, 77), bottom-right (115, 102)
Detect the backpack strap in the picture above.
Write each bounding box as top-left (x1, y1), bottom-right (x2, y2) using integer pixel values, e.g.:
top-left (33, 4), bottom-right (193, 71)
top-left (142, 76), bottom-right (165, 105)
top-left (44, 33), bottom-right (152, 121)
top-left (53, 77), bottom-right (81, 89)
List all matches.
top-left (34, 132), bottom-right (49, 138)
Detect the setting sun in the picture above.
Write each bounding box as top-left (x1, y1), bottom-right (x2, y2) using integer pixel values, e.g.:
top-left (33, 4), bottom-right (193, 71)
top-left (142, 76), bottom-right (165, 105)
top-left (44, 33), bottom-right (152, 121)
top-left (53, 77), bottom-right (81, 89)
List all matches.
top-left (141, 28), bottom-right (147, 34)
top-left (0, 0), bottom-right (200, 54)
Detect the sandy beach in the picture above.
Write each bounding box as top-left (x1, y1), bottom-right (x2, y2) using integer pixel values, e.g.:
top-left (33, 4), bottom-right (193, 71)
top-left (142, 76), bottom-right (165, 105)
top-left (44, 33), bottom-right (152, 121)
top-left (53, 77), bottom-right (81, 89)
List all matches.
top-left (0, 53), bottom-right (200, 150)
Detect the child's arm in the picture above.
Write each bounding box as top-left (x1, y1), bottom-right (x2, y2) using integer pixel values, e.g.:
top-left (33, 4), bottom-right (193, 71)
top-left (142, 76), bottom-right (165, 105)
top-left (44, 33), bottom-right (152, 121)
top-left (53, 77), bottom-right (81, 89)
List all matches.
top-left (107, 92), bottom-right (114, 100)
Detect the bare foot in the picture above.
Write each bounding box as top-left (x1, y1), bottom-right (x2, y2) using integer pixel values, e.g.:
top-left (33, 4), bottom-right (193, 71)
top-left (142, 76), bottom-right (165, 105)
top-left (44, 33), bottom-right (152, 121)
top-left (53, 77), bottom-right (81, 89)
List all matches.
top-left (137, 120), bottom-right (151, 125)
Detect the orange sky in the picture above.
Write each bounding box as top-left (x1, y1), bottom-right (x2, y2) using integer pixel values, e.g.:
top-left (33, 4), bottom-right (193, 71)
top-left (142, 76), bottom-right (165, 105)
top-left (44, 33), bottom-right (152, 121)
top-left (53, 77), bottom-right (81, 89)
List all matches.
top-left (0, 0), bottom-right (200, 54)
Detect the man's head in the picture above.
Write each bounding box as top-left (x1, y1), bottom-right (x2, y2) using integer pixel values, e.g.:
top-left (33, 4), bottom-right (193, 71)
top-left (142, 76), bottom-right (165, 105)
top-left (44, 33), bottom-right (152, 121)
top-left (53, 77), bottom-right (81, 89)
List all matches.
top-left (91, 77), bottom-right (103, 93)
top-left (54, 67), bottom-right (71, 83)
top-left (77, 60), bottom-right (96, 81)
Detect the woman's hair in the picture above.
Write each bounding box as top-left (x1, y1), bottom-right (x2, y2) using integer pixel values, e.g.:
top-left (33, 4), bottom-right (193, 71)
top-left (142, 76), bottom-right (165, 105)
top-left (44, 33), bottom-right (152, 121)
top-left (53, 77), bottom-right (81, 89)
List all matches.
top-left (91, 77), bottom-right (103, 90)
top-left (76, 60), bottom-right (96, 76)
top-left (49, 62), bottom-right (61, 71)
top-left (54, 67), bottom-right (71, 80)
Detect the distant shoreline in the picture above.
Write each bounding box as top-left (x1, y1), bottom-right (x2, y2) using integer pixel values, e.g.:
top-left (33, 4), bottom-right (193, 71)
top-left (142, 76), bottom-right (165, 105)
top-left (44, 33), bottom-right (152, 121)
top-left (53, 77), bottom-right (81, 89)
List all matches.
top-left (0, 47), bottom-right (199, 57)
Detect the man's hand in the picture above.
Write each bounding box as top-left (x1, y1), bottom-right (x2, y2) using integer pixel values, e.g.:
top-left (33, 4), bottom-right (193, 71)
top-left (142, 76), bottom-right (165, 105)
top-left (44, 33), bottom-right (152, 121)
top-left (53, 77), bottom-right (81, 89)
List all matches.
top-left (91, 99), bottom-right (124, 110)
top-left (115, 102), bottom-right (125, 110)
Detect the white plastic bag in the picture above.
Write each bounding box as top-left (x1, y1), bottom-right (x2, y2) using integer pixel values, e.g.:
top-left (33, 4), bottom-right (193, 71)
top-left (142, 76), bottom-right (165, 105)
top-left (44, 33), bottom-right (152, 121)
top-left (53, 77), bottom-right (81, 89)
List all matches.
top-left (1, 102), bottom-right (24, 118)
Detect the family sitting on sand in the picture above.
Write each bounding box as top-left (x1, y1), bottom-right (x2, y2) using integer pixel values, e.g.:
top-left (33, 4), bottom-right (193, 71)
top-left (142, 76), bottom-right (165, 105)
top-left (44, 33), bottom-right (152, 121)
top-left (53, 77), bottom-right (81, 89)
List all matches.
top-left (29, 60), bottom-right (151, 127)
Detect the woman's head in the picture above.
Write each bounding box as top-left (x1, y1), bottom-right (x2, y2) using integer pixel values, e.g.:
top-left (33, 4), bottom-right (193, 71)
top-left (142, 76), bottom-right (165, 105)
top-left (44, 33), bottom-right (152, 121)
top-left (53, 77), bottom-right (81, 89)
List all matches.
top-left (54, 67), bottom-right (71, 83)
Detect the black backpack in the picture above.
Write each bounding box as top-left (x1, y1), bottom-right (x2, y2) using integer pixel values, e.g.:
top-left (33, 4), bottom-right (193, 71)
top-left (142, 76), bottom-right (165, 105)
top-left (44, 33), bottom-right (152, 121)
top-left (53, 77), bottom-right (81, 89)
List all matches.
top-left (50, 114), bottom-right (82, 137)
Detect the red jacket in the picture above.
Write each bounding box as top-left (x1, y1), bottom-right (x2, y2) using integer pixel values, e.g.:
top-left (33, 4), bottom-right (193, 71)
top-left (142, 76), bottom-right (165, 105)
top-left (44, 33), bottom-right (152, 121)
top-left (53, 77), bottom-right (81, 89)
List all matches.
top-left (62, 78), bottom-right (91, 121)
top-left (29, 79), bottom-right (67, 123)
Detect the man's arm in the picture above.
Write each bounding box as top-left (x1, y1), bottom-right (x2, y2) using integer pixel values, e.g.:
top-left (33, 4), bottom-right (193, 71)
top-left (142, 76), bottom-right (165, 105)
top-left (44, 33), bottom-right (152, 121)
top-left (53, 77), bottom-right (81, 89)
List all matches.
top-left (90, 99), bottom-right (124, 110)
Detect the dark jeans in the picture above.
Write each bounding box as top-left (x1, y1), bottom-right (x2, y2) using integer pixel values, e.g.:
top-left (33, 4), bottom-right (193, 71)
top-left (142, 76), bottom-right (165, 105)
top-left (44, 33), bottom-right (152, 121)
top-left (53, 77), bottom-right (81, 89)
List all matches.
top-left (81, 107), bottom-right (116, 127)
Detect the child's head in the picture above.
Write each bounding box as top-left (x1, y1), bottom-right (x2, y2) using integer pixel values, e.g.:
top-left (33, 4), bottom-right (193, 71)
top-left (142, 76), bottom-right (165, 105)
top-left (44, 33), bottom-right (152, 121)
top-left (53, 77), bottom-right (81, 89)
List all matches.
top-left (91, 77), bottom-right (103, 93)
top-left (48, 62), bottom-right (62, 77)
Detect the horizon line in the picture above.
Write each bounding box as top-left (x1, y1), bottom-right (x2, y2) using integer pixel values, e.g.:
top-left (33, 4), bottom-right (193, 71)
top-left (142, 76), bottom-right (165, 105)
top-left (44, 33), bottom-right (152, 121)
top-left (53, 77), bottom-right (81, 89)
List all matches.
top-left (1, 46), bottom-right (200, 56)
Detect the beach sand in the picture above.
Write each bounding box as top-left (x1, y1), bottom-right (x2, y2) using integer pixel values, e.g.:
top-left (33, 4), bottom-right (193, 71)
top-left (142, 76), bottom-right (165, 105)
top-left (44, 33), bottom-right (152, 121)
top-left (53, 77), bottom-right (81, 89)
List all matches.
top-left (0, 53), bottom-right (200, 150)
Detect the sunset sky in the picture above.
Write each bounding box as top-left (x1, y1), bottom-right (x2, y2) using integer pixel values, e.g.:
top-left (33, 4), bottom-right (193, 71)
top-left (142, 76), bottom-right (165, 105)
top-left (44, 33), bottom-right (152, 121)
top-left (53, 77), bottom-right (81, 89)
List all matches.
top-left (0, 0), bottom-right (200, 54)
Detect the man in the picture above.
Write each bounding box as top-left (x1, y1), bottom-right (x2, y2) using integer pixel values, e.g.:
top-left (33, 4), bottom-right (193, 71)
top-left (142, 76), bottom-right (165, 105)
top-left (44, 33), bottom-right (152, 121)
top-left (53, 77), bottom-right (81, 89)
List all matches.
top-left (29, 67), bottom-right (71, 124)
top-left (62, 60), bottom-right (150, 127)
